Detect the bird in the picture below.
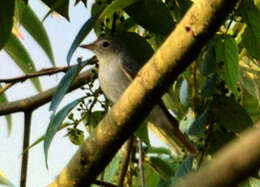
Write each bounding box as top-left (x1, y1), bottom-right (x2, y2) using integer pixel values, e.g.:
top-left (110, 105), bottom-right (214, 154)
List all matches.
top-left (80, 37), bottom-right (197, 154)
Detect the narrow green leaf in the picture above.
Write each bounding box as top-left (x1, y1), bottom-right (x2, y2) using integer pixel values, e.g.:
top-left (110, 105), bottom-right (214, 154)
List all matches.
top-left (146, 146), bottom-right (171, 155)
top-left (67, 13), bottom-right (100, 65)
top-left (16, 0), bottom-right (56, 66)
top-left (42, 0), bottom-right (69, 21)
top-left (175, 156), bottom-right (193, 178)
top-left (0, 85), bottom-right (12, 134)
top-left (215, 96), bottom-right (253, 133)
top-left (0, 0), bottom-right (15, 49)
top-left (99, 0), bottom-right (138, 18)
top-left (146, 157), bottom-right (175, 180)
top-left (44, 97), bottom-right (83, 167)
top-left (215, 36), bottom-right (239, 94)
top-left (188, 107), bottom-right (209, 136)
top-left (49, 64), bottom-right (81, 113)
top-left (4, 33), bottom-right (42, 92)
top-left (201, 45), bottom-right (217, 76)
top-left (0, 170), bottom-right (15, 187)
top-left (240, 0), bottom-right (260, 60)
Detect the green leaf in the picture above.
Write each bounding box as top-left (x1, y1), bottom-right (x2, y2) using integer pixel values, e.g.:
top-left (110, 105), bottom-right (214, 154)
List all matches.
top-left (16, 0), bottom-right (56, 66)
top-left (0, 86), bottom-right (12, 134)
top-left (100, 0), bottom-right (138, 18)
top-left (44, 97), bottom-right (83, 167)
top-left (188, 107), bottom-right (209, 136)
top-left (201, 45), bottom-right (217, 76)
top-left (240, 0), bottom-right (260, 60)
top-left (201, 73), bottom-right (218, 98)
top-left (207, 128), bottom-right (235, 154)
top-left (250, 178), bottom-right (260, 187)
top-left (146, 157), bottom-right (175, 180)
top-left (146, 146), bottom-right (171, 155)
top-left (215, 96), bottom-right (253, 133)
top-left (4, 33), bottom-right (42, 92)
top-left (0, 170), bottom-right (15, 187)
top-left (135, 122), bottom-right (150, 146)
top-left (67, 13), bottom-right (100, 65)
top-left (85, 111), bottom-right (105, 132)
top-left (104, 150), bottom-right (122, 183)
top-left (42, 0), bottom-right (69, 21)
top-left (49, 64), bottom-right (81, 113)
top-left (175, 156), bottom-right (193, 178)
top-left (0, 0), bottom-right (15, 49)
top-left (215, 36), bottom-right (239, 94)
top-left (117, 32), bottom-right (154, 65)
top-left (67, 128), bottom-right (84, 145)
top-left (125, 0), bottom-right (174, 35)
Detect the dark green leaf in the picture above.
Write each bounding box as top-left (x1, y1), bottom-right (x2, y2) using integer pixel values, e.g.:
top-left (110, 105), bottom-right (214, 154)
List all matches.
top-left (17, 0), bottom-right (56, 66)
top-left (201, 73), bottom-right (218, 98)
top-left (49, 64), bottom-right (81, 113)
top-left (0, 86), bottom-right (12, 134)
top-left (201, 45), bottom-right (217, 76)
top-left (0, 0), bottom-right (15, 49)
top-left (116, 32), bottom-right (154, 65)
top-left (67, 13), bottom-right (101, 65)
top-left (215, 36), bottom-right (239, 94)
top-left (42, 0), bottom-right (69, 21)
top-left (175, 156), bottom-right (193, 177)
top-left (135, 122), bottom-right (150, 146)
top-left (125, 0), bottom-right (174, 35)
top-left (4, 33), bottom-right (42, 92)
top-left (44, 97), bottom-right (83, 167)
top-left (188, 107), bottom-right (209, 136)
top-left (207, 128), bottom-right (235, 154)
top-left (157, 177), bottom-right (179, 187)
top-left (240, 0), bottom-right (260, 60)
top-left (146, 157), bottom-right (175, 180)
top-left (215, 96), bottom-right (253, 133)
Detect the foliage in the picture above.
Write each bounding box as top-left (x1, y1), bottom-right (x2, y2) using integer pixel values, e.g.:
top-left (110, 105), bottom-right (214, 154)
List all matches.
top-left (0, 0), bottom-right (260, 186)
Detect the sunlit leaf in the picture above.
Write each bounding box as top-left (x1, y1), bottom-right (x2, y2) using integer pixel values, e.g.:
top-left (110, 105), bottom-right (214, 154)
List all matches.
top-left (215, 36), bottom-right (239, 94)
top-left (179, 79), bottom-right (190, 107)
top-left (4, 33), bottom-right (42, 92)
top-left (16, 0), bottom-right (56, 66)
top-left (0, 170), bottom-right (14, 187)
top-left (44, 97), bottom-right (83, 167)
top-left (0, 0), bottom-right (15, 49)
top-left (240, 0), bottom-right (260, 60)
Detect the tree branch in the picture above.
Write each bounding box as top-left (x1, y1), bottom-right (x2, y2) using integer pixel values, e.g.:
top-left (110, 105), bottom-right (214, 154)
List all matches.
top-left (177, 124), bottom-right (260, 187)
top-left (0, 68), bottom-right (97, 115)
top-left (48, 0), bottom-right (239, 186)
top-left (20, 110), bottom-right (33, 187)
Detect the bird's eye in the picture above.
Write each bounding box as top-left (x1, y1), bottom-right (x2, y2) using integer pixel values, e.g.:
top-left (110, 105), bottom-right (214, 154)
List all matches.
top-left (102, 41), bottom-right (110, 47)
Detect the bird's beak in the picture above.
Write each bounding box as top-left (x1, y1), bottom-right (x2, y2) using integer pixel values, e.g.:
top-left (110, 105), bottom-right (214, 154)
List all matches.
top-left (80, 43), bottom-right (96, 51)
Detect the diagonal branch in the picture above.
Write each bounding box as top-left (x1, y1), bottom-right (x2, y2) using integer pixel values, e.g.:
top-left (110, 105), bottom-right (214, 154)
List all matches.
top-left (0, 68), bottom-right (97, 115)
top-left (48, 0), bottom-right (239, 186)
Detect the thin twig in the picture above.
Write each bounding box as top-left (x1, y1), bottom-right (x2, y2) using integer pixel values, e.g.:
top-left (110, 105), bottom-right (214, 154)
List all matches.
top-left (0, 83), bottom-right (15, 95)
top-left (0, 56), bottom-right (97, 84)
top-left (93, 180), bottom-right (118, 187)
top-left (20, 110), bottom-right (33, 187)
top-left (118, 136), bottom-right (134, 187)
top-left (138, 139), bottom-right (146, 187)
